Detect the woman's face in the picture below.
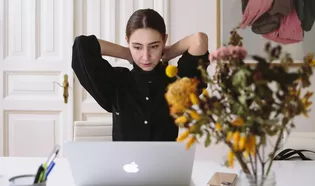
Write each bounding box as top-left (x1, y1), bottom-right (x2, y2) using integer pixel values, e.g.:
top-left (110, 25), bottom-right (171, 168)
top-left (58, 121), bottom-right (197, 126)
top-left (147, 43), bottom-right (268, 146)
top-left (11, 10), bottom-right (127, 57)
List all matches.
top-left (127, 28), bottom-right (168, 71)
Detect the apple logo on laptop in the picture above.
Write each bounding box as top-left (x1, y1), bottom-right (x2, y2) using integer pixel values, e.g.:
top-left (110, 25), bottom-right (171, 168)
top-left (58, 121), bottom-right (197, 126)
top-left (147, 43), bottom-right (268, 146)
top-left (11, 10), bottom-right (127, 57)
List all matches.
top-left (123, 161), bottom-right (139, 173)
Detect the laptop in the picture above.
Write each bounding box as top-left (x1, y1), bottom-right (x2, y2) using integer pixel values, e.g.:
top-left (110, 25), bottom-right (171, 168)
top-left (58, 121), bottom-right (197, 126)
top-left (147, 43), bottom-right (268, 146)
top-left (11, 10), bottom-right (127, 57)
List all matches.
top-left (63, 141), bottom-right (196, 186)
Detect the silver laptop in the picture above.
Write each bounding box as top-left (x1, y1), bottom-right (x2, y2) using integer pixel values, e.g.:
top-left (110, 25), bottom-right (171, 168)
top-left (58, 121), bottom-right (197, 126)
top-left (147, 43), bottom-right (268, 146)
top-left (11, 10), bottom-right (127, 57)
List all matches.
top-left (63, 141), bottom-right (196, 186)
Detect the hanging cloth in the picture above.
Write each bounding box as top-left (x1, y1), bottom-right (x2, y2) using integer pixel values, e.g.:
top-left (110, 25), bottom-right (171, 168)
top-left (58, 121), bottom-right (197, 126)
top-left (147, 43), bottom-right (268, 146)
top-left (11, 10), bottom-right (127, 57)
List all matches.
top-left (269, 0), bottom-right (294, 16)
top-left (239, 0), bottom-right (274, 28)
top-left (251, 0), bottom-right (294, 34)
top-left (251, 13), bottom-right (281, 34)
top-left (294, 0), bottom-right (315, 32)
top-left (262, 8), bottom-right (303, 44)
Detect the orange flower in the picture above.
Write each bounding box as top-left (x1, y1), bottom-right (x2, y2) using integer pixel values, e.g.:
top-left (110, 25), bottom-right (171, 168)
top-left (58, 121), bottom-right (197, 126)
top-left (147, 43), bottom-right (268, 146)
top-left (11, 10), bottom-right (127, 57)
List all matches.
top-left (165, 77), bottom-right (199, 114)
top-left (165, 65), bottom-right (178, 78)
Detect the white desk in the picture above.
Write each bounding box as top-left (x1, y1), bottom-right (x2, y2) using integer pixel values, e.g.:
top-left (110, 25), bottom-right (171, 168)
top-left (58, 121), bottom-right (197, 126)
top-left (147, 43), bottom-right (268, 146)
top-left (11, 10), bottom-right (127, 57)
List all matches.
top-left (1, 156), bottom-right (315, 186)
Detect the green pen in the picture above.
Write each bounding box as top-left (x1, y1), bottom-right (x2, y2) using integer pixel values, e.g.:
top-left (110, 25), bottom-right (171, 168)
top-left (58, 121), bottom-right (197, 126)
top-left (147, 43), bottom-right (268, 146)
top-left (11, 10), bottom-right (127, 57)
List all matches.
top-left (37, 163), bottom-right (47, 183)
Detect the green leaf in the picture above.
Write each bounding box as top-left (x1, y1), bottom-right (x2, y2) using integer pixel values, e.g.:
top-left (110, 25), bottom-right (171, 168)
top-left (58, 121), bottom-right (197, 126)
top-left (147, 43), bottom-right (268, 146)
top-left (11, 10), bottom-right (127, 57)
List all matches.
top-left (264, 119), bottom-right (279, 126)
top-left (205, 130), bottom-right (211, 147)
top-left (238, 94), bottom-right (247, 106)
top-left (232, 68), bottom-right (251, 88)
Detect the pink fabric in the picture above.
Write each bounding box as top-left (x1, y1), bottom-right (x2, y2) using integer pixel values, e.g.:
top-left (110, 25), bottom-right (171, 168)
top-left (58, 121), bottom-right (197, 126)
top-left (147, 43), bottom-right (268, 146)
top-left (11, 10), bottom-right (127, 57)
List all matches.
top-left (262, 9), bottom-right (303, 44)
top-left (239, 0), bottom-right (274, 28)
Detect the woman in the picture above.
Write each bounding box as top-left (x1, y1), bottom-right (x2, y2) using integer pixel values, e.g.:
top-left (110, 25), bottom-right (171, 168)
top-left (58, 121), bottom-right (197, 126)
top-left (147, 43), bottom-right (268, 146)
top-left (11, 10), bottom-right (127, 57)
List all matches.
top-left (72, 8), bottom-right (209, 141)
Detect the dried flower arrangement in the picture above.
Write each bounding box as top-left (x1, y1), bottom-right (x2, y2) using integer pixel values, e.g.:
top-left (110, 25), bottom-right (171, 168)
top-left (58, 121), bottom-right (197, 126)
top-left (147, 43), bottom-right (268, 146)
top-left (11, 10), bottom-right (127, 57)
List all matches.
top-left (164, 28), bottom-right (314, 185)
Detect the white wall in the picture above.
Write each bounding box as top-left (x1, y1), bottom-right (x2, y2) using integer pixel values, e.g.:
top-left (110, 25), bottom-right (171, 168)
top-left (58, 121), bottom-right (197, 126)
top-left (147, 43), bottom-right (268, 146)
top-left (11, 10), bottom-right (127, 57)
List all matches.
top-left (169, 0), bottom-right (217, 51)
top-left (168, 0), bottom-right (217, 66)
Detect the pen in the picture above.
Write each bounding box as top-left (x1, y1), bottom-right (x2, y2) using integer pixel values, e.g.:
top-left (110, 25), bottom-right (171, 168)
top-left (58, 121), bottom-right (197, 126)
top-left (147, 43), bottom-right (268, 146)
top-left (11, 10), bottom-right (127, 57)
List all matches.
top-left (33, 144), bottom-right (60, 184)
top-left (37, 163), bottom-right (47, 183)
top-left (45, 145), bottom-right (60, 166)
top-left (45, 161), bottom-right (56, 180)
top-left (33, 164), bottom-right (44, 184)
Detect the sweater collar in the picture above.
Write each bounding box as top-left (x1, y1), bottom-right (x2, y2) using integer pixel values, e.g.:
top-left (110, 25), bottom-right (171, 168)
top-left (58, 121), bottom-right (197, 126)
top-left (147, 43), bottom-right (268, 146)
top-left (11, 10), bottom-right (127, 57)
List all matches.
top-left (131, 62), bottom-right (164, 82)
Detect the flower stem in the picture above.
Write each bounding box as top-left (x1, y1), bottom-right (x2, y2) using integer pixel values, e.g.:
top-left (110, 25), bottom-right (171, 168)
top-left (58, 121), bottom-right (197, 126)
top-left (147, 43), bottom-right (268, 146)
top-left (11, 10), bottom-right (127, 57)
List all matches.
top-left (266, 126), bottom-right (285, 176)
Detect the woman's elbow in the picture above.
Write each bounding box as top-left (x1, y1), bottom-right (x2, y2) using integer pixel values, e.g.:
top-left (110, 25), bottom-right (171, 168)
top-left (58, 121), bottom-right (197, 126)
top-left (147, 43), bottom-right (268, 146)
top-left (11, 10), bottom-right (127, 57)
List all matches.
top-left (189, 32), bottom-right (208, 55)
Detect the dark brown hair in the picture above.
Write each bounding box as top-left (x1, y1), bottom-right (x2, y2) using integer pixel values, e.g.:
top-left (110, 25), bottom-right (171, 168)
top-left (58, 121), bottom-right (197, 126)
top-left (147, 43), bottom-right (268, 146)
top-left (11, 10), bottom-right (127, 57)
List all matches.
top-left (126, 9), bottom-right (166, 40)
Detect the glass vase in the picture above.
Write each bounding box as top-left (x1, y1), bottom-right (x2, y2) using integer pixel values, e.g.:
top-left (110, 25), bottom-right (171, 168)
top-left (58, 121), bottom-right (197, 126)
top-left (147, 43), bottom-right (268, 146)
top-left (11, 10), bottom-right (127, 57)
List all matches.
top-left (237, 170), bottom-right (276, 186)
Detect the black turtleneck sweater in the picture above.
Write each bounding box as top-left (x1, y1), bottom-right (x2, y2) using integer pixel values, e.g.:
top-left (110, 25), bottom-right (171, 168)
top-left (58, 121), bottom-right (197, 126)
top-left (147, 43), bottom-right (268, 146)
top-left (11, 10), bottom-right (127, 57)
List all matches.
top-left (72, 35), bottom-right (209, 141)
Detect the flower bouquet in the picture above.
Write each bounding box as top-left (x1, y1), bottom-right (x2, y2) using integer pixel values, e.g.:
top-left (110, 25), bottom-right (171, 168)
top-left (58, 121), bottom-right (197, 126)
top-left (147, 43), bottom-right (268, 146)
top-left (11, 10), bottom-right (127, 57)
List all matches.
top-left (164, 29), bottom-right (314, 186)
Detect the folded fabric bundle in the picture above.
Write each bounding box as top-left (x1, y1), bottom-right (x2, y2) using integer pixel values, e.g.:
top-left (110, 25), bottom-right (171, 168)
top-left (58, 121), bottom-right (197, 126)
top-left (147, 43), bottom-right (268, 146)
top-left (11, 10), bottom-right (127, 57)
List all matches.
top-left (269, 0), bottom-right (294, 16)
top-left (262, 9), bottom-right (304, 44)
top-left (251, 0), bottom-right (294, 34)
top-left (252, 13), bottom-right (281, 34)
top-left (239, 0), bottom-right (274, 28)
top-left (239, 0), bottom-right (310, 44)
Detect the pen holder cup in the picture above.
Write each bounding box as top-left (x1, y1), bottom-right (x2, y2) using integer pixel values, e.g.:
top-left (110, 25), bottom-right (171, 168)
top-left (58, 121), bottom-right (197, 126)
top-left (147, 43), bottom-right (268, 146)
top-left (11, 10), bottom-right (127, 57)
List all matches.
top-left (9, 175), bottom-right (46, 186)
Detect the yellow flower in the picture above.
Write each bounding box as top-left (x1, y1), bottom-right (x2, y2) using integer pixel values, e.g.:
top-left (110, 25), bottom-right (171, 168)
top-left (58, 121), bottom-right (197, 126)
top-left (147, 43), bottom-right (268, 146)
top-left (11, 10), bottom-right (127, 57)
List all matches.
top-left (226, 131), bottom-right (233, 142)
top-left (202, 88), bottom-right (209, 97)
top-left (215, 122), bottom-right (222, 131)
top-left (243, 151), bottom-right (249, 158)
top-left (227, 151), bottom-right (234, 168)
top-left (233, 131), bottom-right (240, 143)
top-left (304, 91), bottom-right (313, 100)
top-left (231, 117), bottom-right (245, 127)
top-left (165, 65), bottom-right (178, 78)
top-left (165, 77), bottom-right (199, 115)
top-left (311, 59), bottom-right (315, 66)
top-left (186, 136), bottom-right (196, 149)
top-left (175, 116), bottom-right (188, 125)
top-left (177, 130), bottom-right (190, 142)
top-left (188, 110), bottom-right (200, 120)
top-left (190, 93), bottom-right (199, 105)
top-left (306, 53), bottom-right (313, 61)
top-left (233, 141), bottom-right (239, 151)
top-left (246, 135), bottom-right (256, 156)
top-left (301, 91), bottom-right (313, 117)
top-left (239, 135), bottom-right (247, 151)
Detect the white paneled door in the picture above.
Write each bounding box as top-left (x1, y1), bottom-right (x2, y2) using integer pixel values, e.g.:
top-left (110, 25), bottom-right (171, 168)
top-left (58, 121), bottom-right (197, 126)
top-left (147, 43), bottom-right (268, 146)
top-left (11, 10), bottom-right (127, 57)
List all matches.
top-left (0, 0), bottom-right (74, 156)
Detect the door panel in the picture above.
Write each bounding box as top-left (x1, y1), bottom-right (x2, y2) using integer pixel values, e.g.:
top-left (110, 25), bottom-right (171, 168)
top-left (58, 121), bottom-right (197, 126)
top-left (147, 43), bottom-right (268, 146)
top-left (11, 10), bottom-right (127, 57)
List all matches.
top-left (0, 0), bottom-right (74, 157)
